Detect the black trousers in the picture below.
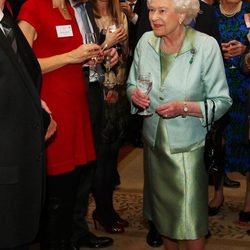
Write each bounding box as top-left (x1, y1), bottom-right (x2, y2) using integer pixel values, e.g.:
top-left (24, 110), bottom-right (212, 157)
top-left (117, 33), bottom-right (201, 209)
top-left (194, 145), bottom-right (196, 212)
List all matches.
top-left (71, 83), bottom-right (103, 241)
top-left (40, 170), bottom-right (79, 248)
top-left (92, 142), bottom-right (120, 225)
top-left (84, 82), bottom-right (120, 226)
top-left (71, 165), bottom-right (94, 242)
top-left (87, 83), bottom-right (120, 224)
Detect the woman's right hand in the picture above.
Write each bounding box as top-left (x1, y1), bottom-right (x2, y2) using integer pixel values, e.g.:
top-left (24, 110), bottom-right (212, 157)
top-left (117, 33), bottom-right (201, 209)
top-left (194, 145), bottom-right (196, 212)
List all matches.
top-left (120, 2), bottom-right (135, 19)
top-left (131, 88), bottom-right (150, 109)
top-left (104, 48), bottom-right (119, 67)
top-left (105, 26), bottom-right (128, 48)
top-left (67, 44), bottom-right (102, 64)
top-left (45, 117), bottom-right (57, 141)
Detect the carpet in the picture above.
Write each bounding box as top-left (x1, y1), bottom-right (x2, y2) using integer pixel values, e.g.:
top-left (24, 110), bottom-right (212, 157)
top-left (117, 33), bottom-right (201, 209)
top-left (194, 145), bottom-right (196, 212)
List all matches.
top-left (86, 190), bottom-right (250, 241)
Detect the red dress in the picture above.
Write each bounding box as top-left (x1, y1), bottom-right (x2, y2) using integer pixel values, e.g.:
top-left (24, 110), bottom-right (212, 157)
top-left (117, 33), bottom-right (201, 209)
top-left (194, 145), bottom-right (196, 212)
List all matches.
top-left (18, 0), bottom-right (96, 175)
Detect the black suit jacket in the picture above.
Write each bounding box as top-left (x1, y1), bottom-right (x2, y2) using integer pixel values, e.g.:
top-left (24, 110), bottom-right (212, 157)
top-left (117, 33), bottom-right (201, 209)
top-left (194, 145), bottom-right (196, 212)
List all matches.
top-left (195, 0), bottom-right (221, 44)
top-left (128, 0), bottom-right (149, 53)
top-left (0, 6), bottom-right (46, 248)
top-left (84, 2), bottom-right (104, 149)
top-left (85, 2), bottom-right (100, 43)
top-left (8, 0), bottom-right (26, 19)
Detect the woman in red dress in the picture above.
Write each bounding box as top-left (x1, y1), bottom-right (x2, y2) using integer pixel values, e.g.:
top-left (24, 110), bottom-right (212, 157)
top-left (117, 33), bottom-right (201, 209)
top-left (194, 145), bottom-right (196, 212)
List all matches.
top-left (18, 0), bottom-right (101, 249)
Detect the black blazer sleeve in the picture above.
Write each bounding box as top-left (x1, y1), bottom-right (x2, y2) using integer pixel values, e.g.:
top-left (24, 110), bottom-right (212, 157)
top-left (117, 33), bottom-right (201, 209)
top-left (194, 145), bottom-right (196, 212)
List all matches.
top-left (195, 1), bottom-right (221, 45)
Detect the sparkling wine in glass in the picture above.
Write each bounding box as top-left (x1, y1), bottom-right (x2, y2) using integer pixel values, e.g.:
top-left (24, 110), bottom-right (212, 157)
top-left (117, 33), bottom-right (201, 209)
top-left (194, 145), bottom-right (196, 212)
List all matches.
top-left (84, 32), bottom-right (97, 44)
top-left (84, 32), bottom-right (98, 78)
top-left (228, 44), bottom-right (237, 69)
top-left (137, 73), bottom-right (153, 116)
top-left (222, 40), bottom-right (237, 69)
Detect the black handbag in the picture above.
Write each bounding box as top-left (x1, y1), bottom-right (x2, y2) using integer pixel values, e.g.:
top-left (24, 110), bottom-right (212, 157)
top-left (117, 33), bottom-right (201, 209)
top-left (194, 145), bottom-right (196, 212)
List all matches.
top-left (204, 100), bottom-right (220, 173)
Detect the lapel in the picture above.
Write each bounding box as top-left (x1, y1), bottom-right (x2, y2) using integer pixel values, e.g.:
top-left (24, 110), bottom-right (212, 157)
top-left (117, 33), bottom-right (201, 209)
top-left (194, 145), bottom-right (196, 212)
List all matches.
top-left (85, 2), bottom-right (100, 41)
top-left (0, 6), bottom-right (42, 113)
top-left (147, 28), bottom-right (195, 91)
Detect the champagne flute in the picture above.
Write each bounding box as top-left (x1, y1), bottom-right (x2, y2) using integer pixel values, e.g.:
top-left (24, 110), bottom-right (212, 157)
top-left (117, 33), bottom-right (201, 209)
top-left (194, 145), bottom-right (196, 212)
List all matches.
top-left (227, 41), bottom-right (237, 69)
top-left (84, 32), bottom-right (98, 78)
top-left (222, 40), bottom-right (237, 69)
top-left (137, 73), bottom-right (153, 116)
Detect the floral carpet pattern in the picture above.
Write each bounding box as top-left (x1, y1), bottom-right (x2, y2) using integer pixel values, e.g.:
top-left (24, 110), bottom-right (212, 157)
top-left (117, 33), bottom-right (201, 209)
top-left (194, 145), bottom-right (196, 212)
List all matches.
top-left (209, 198), bottom-right (250, 240)
top-left (87, 190), bottom-right (250, 241)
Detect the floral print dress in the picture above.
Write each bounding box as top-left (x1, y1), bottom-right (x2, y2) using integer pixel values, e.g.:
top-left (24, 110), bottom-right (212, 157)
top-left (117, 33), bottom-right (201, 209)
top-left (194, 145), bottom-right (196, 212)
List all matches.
top-left (215, 2), bottom-right (250, 173)
top-left (95, 14), bottom-right (129, 147)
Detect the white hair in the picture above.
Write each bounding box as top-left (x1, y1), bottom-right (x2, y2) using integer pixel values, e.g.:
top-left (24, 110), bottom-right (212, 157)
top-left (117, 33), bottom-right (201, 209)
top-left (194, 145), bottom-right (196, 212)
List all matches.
top-left (147, 0), bottom-right (200, 25)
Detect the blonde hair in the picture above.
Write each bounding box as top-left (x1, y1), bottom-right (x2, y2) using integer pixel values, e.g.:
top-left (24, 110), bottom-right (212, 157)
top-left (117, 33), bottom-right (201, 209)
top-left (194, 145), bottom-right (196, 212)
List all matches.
top-left (147, 0), bottom-right (200, 25)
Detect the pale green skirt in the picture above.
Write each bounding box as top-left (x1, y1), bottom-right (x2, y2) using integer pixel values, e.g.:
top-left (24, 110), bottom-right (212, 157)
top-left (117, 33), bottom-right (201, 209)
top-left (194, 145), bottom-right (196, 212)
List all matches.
top-left (143, 119), bottom-right (208, 240)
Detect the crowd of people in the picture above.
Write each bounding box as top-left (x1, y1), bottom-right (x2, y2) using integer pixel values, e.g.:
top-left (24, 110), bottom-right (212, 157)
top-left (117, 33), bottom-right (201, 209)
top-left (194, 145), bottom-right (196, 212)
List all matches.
top-left (0, 1), bottom-right (249, 250)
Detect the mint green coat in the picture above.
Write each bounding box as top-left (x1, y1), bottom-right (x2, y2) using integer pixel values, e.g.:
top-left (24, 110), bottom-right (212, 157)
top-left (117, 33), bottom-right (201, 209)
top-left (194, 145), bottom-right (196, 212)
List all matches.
top-left (127, 28), bottom-right (232, 153)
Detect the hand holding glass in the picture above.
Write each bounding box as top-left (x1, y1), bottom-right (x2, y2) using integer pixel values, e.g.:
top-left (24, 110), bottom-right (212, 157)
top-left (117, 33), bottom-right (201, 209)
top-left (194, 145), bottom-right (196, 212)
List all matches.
top-left (137, 73), bottom-right (152, 116)
top-left (222, 41), bottom-right (237, 69)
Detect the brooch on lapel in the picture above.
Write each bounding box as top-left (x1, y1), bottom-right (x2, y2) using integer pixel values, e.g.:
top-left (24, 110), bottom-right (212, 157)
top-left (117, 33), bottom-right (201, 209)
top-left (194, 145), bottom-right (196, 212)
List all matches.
top-left (189, 48), bottom-right (196, 64)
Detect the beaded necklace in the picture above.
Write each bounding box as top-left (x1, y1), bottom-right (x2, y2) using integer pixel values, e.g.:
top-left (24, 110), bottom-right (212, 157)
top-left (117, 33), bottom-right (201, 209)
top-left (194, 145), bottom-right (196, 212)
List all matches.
top-left (219, 1), bottom-right (242, 17)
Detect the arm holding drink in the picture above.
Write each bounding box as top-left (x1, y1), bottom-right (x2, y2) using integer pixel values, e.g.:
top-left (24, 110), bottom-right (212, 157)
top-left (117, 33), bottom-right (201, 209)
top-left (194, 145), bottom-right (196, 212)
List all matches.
top-left (19, 20), bottom-right (102, 73)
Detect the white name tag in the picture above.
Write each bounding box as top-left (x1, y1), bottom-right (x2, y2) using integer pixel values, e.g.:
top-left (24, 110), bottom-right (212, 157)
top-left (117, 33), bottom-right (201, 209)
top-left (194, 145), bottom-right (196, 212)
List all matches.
top-left (56, 25), bottom-right (73, 38)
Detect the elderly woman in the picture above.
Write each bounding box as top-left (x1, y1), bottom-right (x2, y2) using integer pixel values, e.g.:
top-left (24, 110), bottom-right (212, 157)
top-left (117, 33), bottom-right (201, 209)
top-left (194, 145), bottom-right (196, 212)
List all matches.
top-left (126, 0), bottom-right (232, 249)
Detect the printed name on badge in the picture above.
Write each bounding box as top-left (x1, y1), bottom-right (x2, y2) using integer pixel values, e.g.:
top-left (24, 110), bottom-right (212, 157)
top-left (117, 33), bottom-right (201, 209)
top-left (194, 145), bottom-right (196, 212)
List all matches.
top-left (56, 25), bottom-right (73, 38)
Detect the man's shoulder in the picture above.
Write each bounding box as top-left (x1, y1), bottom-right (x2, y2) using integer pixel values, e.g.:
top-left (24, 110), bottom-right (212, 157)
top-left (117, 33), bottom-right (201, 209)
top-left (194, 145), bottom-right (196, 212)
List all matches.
top-left (199, 0), bottom-right (214, 14)
top-left (86, 1), bottom-right (93, 7)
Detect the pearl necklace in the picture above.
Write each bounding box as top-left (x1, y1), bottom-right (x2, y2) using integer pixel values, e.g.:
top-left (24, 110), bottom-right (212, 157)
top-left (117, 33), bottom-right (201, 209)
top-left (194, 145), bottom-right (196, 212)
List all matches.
top-left (219, 2), bottom-right (242, 18)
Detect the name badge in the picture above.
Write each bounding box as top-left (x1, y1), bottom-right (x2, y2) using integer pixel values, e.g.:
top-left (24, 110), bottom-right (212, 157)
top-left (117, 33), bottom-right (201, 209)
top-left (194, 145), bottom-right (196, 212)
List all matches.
top-left (56, 25), bottom-right (73, 38)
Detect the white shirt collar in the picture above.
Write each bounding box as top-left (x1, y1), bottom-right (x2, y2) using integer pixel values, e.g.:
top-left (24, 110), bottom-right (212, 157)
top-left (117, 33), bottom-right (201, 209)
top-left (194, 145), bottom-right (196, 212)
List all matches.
top-left (68, 0), bottom-right (74, 7)
top-left (0, 9), bottom-right (5, 34)
top-left (127, 0), bottom-right (137, 4)
top-left (0, 9), bottom-right (4, 22)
